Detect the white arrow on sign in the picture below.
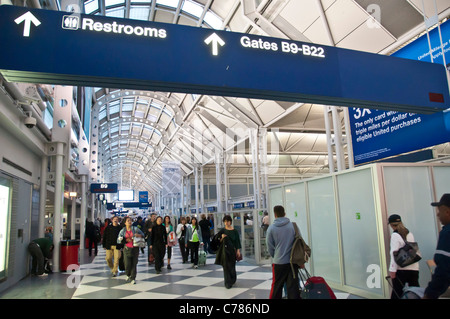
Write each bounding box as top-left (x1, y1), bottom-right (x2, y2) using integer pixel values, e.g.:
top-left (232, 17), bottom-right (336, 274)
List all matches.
top-left (204, 33), bottom-right (225, 56)
top-left (15, 11), bottom-right (41, 37)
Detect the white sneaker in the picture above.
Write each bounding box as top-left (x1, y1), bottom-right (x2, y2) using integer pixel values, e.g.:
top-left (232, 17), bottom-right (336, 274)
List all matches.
top-left (131, 280), bottom-right (136, 285)
top-left (194, 265), bottom-right (198, 269)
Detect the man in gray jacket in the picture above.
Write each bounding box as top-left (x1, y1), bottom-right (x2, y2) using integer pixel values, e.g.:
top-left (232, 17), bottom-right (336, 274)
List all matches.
top-left (266, 205), bottom-right (300, 299)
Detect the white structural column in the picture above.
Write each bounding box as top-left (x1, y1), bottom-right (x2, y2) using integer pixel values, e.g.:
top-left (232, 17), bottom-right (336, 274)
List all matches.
top-left (80, 174), bottom-right (87, 246)
top-left (51, 85), bottom-right (74, 272)
top-left (194, 166), bottom-right (199, 214)
top-left (323, 106), bottom-right (346, 171)
top-left (193, 165), bottom-right (205, 214)
top-left (70, 183), bottom-right (77, 240)
top-left (91, 193), bottom-right (95, 222)
top-left (215, 151), bottom-right (227, 213)
top-left (51, 142), bottom-right (65, 272)
top-left (38, 154), bottom-right (48, 238)
top-left (250, 128), bottom-right (269, 209)
top-left (200, 165), bottom-right (205, 214)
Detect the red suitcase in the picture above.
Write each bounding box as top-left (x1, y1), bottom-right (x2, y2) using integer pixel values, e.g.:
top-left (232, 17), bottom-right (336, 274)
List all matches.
top-left (299, 269), bottom-right (337, 299)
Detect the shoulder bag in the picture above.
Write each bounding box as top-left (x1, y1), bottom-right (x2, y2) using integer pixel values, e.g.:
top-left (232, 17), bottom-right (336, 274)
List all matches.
top-left (393, 235), bottom-right (421, 268)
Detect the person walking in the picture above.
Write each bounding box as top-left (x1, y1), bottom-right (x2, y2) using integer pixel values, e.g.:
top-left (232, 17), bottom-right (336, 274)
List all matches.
top-left (144, 213), bottom-right (157, 265)
top-left (199, 214), bottom-right (212, 254)
top-left (186, 216), bottom-right (203, 269)
top-left (150, 216), bottom-right (167, 274)
top-left (177, 217), bottom-right (188, 263)
top-left (266, 205), bottom-right (300, 299)
top-left (117, 216), bottom-right (144, 284)
top-left (388, 214), bottom-right (420, 299)
top-left (102, 216), bottom-right (123, 277)
top-left (85, 219), bottom-right (99, 257)
top-left (215, 215), bottom-right (242, 289)
top-left (424, 194), bottom-right (450, 299)
top-left (163, 215), bottom-right (174, 270)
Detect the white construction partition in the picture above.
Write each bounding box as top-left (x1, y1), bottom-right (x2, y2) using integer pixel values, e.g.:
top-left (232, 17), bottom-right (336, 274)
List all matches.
top-left (268, 163), bottom-right (450, 299)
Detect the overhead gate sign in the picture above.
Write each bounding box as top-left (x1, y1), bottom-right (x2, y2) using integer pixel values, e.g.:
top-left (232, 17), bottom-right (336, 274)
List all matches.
top-left (0, 5), bottom-right (449, 114)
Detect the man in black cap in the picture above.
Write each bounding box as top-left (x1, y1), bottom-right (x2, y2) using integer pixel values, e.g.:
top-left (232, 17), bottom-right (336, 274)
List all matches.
top-left (423, 194), bottom-right (450, 299)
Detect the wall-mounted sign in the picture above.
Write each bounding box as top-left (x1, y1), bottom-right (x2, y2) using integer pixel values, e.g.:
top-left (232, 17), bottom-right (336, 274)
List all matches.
top-left (0, 6), bottom-right (448, 114)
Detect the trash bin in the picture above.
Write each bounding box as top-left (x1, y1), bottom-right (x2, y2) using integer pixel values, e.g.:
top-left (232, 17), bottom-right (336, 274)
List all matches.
top-left (60, 240), bottom-right (79, 272)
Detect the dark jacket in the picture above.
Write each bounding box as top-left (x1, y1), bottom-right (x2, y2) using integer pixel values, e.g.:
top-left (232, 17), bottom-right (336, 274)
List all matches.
top-left (424, 224), bottom-right (450, 298)
top-left (33, 237), bottom-right (53, 259)
top-left (102, 224), bottom-right (123, 250)
top-left (86, 221), bottom-right (99, 241)
top-left (214, 236), bottom-right (236, 267)
top-left (150, 224), bottom-right (167, 246)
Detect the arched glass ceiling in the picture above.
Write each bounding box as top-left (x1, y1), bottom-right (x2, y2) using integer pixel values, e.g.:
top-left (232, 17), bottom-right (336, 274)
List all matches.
top-left (85, 0), bottom-right (227, 195)
top-left (83, 0), bottom-right (224, 29)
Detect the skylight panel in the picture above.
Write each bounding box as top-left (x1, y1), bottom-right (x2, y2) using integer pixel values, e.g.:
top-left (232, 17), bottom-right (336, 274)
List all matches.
top-left (84, 0), bottom-right (99, 14)
top-left (204, 11), bottom-right (222, 30)
top-left (130, 6), bottom-right (151, 20)
top-left (106, 6), bottom-right (125, 18)
top-left (156, 0), bottom-right (178, 9)
top-left (105, 0), bottom-right (125, 7)
top-left (182, 0), bottom-right (203, 18)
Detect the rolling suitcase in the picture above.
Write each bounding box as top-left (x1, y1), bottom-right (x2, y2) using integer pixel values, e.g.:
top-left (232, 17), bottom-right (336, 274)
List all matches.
top-left (299, 269), bottom-right (336, 299)
top-left (198, 250), bottom-right (207, 266)
top-left (385, 276), bottom-right (424, 299)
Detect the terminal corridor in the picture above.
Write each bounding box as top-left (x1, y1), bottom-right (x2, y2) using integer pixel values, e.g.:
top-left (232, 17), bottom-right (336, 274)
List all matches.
top-left (0, 246), bottom-right (357, 299)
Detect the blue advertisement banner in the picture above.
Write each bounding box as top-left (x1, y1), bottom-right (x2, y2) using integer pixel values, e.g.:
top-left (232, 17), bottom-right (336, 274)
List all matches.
top-left (139, 191), bottom-right (148, 203)
top-left (350, 20), bottom-right (450, 165)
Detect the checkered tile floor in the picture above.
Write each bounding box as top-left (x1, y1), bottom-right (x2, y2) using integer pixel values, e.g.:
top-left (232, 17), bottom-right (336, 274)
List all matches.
top-left (69, 245), bottom-right (353, 299)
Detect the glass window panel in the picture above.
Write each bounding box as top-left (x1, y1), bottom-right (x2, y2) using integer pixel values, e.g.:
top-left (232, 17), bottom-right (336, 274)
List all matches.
top-left (147, 114), bottom-right (157, 122)
top-left (204, 11), bottom-right (223, 29)
top-left (156, 0), bottom-right (178, 8)
top-left (135, 111), bottom-right (145, 118)
top-left (85, 0), bottom-right (99, 14)
top-left (229, 184), bottom-right (248, 197)
top-left (99, 108), bottom-right (107, 120)
top-left (383, 166), bottom-right (438, 288)
top-left (105, 0), bottom-right (125, 7)
top-left (308, 177), bottom-right (341, 283)
top-left (433, 166), bottom-right (450, 205)
top-left (130, 6), bottom-right (150, 20)
top-left (285, 183), bottom-right (309, 242)
top-left (110, 126), bottom-right (119, 133)
top-left (337, 168), bottom-right (382, 295)
top-left (106, 7), bottom-right (125, 18)
top-left (182, 0), bottom-right (203, 18)
top-left (149, 107), bottom-right (160, 117)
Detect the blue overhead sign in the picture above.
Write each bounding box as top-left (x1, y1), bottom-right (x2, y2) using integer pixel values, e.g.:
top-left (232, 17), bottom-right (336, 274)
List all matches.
top-left (349, 20), bottom-right (450, 165)
top-left (90, 183), bottom-right (118, 193)
top-left (0, 6), bottom-right (449, 114)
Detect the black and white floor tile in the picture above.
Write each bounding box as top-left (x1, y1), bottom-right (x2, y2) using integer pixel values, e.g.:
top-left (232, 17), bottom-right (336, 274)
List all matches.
top-left (69, 245), bottom-right (353, 299)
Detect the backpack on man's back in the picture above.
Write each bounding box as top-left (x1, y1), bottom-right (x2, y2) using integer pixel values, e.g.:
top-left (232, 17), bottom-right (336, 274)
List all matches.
top-left (290, 222), bottom-right (311, 278)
